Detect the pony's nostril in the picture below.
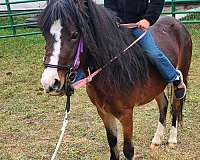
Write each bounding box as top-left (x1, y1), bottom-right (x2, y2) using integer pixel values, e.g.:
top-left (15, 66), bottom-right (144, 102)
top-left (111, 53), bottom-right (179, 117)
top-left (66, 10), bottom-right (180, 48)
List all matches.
top-left (47, 79), bottom-right (60, 93)
top-left (53, 79), bottom-right (61, 90)
top-left (48, 86), bottom-right (53, 92)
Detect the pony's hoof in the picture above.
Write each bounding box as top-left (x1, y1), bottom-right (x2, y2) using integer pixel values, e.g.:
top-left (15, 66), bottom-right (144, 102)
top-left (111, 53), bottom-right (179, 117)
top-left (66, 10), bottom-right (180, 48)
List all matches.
top-left (134, 152), bottom-right (143, 160)
top-left (168, 143), bottom-right (177, 149)
top-left (150, 143), bottom-right (160, 150)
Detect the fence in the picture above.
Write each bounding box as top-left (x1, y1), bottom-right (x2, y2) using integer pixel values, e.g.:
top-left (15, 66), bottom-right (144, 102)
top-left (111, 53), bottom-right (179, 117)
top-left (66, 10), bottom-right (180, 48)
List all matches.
top-left (0, 0), bottom-right (47, 38)
top-left (0, 0), bottom-right (200, 38)
top-left (163, 0), bottom-right (200, 23)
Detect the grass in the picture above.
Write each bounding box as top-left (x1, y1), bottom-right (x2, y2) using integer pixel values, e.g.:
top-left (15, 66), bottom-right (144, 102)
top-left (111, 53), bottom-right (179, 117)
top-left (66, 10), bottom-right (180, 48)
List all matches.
top-left (0, 23), bottom-right (200, 159)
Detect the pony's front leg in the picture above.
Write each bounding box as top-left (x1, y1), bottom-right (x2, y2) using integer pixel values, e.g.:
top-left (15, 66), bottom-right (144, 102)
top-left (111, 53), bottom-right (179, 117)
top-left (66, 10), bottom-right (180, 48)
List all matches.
top-left (119, 108), bottom-right (134, 160)
top-left (96, 106), bottom-right (120, 160)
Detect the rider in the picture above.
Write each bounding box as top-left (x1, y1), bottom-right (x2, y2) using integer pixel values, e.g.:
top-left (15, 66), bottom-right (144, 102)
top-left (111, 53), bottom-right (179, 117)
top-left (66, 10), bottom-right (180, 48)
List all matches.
top-left (104, 0), bottom-right (186, 99)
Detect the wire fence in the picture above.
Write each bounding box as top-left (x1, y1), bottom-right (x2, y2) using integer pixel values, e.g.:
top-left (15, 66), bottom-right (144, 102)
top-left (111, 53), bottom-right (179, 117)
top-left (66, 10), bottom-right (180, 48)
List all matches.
top-left (0, 0), bottom-right (200, 38)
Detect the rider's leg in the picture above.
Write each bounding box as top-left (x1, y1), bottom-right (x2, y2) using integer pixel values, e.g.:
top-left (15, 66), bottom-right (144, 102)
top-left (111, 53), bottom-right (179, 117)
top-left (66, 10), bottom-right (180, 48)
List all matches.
top-left (72, 69), bottom-right (85, 83)
top-left (132, 28), bottom-right (186, 99)
top-left (132, 28), bottom-right (177, 82)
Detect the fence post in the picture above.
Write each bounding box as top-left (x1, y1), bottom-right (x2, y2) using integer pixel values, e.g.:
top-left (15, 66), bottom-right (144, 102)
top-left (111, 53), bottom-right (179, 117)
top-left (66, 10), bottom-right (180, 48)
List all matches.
top-left (171, 0), bottom-right (176, 18)
top-left (5, 0), bottom-right (16, 36)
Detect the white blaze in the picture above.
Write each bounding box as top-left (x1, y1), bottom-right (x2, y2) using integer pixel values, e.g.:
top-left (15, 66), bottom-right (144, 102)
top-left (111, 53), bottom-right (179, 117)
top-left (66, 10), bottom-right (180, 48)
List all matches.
top-left (41, 19), bottom-right (63, 90)
top-left (49, 19), bottom-right (63, 66)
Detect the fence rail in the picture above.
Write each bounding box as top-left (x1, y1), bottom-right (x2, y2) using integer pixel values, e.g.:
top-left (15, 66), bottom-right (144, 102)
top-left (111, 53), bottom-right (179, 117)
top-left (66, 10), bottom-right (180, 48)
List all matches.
top-left (163, 0), bottom-right (200, 23)
top-left (0, 0), bottom-right (200, 38)
top-left (0, 0), bottom-right (47, 38)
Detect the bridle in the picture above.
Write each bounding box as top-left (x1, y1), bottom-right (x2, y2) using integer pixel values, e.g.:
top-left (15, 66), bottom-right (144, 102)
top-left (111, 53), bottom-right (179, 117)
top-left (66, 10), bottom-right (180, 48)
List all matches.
top-left (43, 36), bottom-right (84, 112)
top-left (71, 23), bottom-right (147, 90)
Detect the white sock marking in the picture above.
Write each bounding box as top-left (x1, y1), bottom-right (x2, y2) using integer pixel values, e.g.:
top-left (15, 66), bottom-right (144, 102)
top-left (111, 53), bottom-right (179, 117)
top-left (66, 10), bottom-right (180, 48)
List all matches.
top-left (168, 126), bottom-right (178, 144)
top-left (152, 122), bottom-right (165, 145)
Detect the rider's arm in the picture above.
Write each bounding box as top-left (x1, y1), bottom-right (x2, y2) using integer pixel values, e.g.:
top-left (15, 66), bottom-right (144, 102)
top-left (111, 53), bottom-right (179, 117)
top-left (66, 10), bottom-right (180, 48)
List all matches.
top-left (143, 0), bottom-right (165, 26)
top-left (104, 0), bottom-right (119, 13)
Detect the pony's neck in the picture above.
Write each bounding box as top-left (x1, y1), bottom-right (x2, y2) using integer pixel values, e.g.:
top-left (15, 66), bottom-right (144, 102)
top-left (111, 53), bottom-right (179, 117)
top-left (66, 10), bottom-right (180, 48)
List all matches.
top-left (78, 0), bottom-right (149, 94)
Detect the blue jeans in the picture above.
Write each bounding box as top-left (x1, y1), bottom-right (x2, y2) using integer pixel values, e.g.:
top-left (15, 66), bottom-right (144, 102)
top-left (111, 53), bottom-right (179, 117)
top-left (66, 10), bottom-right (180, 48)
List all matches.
top-left (132, 28), bottom-right (177, 83)
top-left (72, 69), bottom-right (85, 83)
top-left (74, 28), bottom-right (177, 83)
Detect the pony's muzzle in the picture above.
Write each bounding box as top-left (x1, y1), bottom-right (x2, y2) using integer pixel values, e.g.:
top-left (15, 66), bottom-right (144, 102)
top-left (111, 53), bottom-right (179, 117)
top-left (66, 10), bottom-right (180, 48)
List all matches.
top-left (41, 76), bottom-right (62, 94)
top-left (47, 79), bottom-right (61, 92)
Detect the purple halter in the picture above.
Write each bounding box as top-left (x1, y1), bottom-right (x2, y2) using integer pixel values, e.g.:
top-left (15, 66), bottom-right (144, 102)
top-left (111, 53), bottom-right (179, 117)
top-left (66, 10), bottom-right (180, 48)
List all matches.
top-left (73, 36), bottom-right (84, 70)
top-left (65, 36), bottom-right (84, 113)
top-left (44, 36), bottom-right (84, 71)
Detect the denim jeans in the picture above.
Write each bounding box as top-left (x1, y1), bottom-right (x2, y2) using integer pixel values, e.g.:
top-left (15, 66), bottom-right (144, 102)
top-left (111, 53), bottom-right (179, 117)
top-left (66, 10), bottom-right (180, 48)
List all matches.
top-left (72, 69), bottom-right (85, 83)
top-left (74, 28), bottom-right (177, 84)
top-left (132, 28), bottom-right (177, 83)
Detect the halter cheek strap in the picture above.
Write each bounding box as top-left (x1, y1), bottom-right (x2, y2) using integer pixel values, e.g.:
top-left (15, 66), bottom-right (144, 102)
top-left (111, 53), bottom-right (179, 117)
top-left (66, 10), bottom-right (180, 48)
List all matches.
top-left (73, 36), bottom-right (84, 70)
top-left (65, 36), bottom-right (84, 113)
top-left (43, 36), bottom-right (84, 71)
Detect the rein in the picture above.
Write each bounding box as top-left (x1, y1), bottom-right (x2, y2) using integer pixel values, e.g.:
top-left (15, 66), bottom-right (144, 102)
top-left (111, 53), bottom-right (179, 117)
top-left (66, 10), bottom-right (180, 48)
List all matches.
top-left (72, 24), bottom-right (147, 89)
top-left (44, 24), bottom-right (147, 91)
top-left (44, 24), bottom-right (146, 92)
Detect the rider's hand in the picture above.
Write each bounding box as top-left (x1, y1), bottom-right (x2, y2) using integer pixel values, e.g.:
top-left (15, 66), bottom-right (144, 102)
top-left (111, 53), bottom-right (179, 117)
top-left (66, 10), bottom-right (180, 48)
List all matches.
top-left (136, 19), bottom-right (150, 31)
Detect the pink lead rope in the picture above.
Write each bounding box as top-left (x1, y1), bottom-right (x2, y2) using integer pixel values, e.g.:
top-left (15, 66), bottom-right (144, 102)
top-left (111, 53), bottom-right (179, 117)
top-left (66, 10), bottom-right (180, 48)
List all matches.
top-left (72, 68), bottom-right (102, 89)
top-left (72, 24), bottom-right (147, 89)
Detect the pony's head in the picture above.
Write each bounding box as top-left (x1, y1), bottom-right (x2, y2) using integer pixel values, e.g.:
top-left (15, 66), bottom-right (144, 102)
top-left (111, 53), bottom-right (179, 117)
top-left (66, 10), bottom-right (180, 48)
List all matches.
top-left (39, 0), bottom-right (87, 95)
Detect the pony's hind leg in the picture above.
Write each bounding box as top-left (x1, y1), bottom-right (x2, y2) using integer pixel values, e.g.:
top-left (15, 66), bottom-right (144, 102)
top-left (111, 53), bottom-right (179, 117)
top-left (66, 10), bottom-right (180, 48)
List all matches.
top-left (168, 69), bottom-right (187, 148)
top-left (96, 107), bottom-right (120, 160)
top-left (151, 92), bottom-right (168, 149)
top-left (168, 97), bottom-right (184, 148)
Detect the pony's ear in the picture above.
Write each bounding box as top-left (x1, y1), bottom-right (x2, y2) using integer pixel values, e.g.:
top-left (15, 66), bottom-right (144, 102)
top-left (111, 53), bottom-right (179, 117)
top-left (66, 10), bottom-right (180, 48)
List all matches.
top-left (74, 0), bottom-right (84, 9)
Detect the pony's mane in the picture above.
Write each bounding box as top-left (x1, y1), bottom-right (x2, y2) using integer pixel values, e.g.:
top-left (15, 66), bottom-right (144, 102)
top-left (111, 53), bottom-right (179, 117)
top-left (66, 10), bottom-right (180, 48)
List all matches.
top-left (38, 0), bottom-right (149, 95)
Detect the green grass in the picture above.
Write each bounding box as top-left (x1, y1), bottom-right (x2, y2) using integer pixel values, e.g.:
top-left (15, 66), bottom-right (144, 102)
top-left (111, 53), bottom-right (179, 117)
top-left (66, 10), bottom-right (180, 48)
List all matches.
top-left (0, 24), bottom-right (200, 160)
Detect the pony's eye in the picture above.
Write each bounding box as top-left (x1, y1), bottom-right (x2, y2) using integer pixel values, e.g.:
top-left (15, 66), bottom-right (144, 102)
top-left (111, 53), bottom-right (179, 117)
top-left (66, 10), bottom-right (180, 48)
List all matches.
top-left (71, 31), bottom-right (79, 40)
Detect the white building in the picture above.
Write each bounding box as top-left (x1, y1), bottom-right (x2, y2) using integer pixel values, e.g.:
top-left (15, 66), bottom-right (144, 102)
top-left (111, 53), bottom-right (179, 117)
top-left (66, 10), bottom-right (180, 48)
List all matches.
top-left (0, 0), bottom-right (104, 11)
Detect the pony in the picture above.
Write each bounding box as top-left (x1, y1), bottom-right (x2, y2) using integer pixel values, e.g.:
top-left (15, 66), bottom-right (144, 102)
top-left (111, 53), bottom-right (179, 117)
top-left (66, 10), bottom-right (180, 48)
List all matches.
top-left (39, 0), bottom-right (192, 159)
